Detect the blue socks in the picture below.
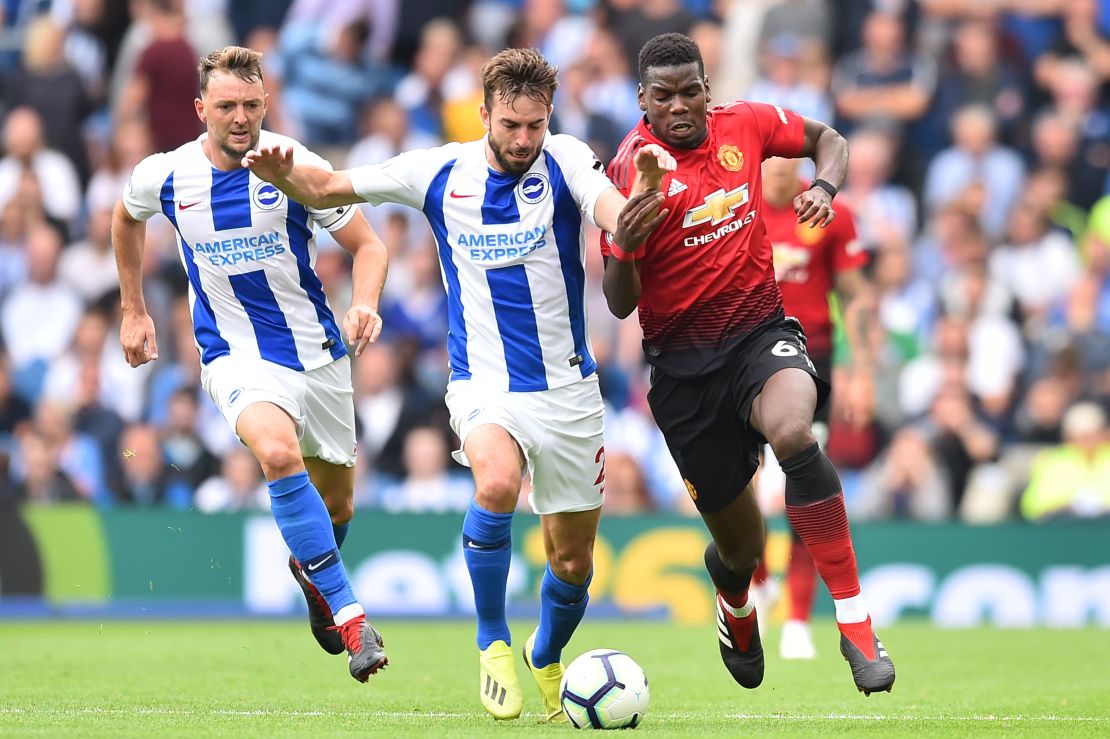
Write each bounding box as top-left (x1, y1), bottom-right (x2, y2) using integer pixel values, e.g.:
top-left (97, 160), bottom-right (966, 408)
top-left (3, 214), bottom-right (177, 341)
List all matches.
top-left (532, 565), bottom-right (591, 668)
top-left (462, 500), bottom-right (513, 649)
top-left (333, 522), bottom-right (349, 549)
top-left (268, 471), bottom-right (356, 615)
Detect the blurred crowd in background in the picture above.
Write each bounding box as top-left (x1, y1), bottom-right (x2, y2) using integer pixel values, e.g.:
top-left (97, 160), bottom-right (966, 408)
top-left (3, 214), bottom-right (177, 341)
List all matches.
top-left (0, 0), bottom-right (1109, 523)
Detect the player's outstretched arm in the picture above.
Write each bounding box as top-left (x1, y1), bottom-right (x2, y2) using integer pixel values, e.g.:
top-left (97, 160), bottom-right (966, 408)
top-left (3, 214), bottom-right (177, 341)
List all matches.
top-left (331, 210), bottom-right (388, 357)
top-left (111, 199), bottom-right (159, 367)
top-left (242, 145), bottom-right (363, 209)
top-left (794, 117), bottom-right (848, 229)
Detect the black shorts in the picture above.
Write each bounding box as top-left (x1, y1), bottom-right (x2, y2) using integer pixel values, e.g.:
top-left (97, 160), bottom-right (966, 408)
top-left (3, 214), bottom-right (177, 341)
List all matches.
top-left (646, 317), bottom-right (831, 514)
top-left (811, 352), bottom-right (832, 426)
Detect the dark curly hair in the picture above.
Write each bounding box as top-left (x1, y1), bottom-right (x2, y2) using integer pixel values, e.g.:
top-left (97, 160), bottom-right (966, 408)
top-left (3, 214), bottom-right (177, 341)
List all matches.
top-left (637, 32), bottom-right (704, 82)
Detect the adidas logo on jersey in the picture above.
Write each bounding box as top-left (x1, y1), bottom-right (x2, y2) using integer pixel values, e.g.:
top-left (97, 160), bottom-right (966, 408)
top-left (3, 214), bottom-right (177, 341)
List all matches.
top-left (667, 178), bottom-right (688, 197)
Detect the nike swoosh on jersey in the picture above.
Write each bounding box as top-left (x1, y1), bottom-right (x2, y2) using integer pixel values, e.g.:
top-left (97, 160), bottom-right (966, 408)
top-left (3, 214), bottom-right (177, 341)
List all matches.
top-left (178, 201), bottom-right (203, 210)
top-left (449, 190), bottom-right (478, 199)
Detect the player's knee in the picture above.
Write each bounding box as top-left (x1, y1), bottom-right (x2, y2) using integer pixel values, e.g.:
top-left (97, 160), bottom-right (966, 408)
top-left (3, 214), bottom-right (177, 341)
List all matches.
top-left (717, 536), bottom-right (764, 582)
top-left (548, 548), bottom-right (593, 585)
top-left (767, 420), bottom-right (817, 462)
top-left (327, 495), bottom-right (354, 525)
top-left (473, 470), bottom-right (521, 512)
top-left (250, 438), bottom-right (302, 478)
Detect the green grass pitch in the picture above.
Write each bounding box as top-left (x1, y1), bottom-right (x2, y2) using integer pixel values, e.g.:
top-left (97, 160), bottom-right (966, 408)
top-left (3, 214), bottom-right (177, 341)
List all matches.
top-left (2, 620), bottom-right (1108, 737)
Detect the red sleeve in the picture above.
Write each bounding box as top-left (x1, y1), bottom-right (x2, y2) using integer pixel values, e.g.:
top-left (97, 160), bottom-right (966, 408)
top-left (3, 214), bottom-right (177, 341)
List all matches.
top-left (740, 102), bottom-right (805, 159)
top-left (827, 206), bottom-right (867, 274)
top-left (599, 134), bottom-right (648, 259)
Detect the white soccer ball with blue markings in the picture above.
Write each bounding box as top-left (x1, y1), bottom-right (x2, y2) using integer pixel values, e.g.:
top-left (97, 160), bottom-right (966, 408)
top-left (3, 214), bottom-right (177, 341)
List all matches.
top-left (560, 649), bottom-right (649, 729)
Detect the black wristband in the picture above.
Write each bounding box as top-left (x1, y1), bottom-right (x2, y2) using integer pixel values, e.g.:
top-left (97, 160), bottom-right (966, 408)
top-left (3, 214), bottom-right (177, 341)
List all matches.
top-left (810, 178), bottom-right (838, 198)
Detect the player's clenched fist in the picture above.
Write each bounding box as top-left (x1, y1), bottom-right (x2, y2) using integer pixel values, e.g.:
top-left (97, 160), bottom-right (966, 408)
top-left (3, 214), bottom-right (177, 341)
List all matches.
top-left (794, 186), bottom-right (836, 229)
top-left (119, 311), bottom-right (158, 367)
top-left (632, 143), bottom-right (677, 181)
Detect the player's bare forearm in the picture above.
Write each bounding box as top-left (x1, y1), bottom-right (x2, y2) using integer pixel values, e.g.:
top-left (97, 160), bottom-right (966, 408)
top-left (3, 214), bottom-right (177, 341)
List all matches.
top-left (279, 166), bottom-right (362, 210)
top-left (603, 257), bottom-right (641, 319)
top-left (111, 200), bottom-right (148, 315)
top-left (333, 212), bottom-right (387, 355)
top-left (801, 118), bottom-right (848, 191)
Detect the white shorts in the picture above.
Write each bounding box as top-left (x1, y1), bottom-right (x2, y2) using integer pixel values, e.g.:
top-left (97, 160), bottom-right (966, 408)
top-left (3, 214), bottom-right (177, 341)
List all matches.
top-left (201, 354), bottom-right (357, 467)
top-left (445, 375), bottom-right (606, 515)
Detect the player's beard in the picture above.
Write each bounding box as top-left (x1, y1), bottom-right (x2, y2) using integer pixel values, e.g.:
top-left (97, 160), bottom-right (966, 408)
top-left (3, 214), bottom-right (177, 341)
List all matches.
top-left (490, 139), bottom-right (538, 176)
top-left (218, 128), bottom-right (260, 162)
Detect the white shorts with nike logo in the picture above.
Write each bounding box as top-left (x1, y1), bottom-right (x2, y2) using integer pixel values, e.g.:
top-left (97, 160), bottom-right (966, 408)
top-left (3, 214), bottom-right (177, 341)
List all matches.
top-left (201, 354), bottom-right (357, 467)
top-left (445, 374), bottom-right (605, 515)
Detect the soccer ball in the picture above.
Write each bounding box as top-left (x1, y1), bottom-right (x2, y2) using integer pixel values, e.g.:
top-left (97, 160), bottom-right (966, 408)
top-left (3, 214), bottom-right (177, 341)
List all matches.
top-left (560, 649), bottom-right (649, 729)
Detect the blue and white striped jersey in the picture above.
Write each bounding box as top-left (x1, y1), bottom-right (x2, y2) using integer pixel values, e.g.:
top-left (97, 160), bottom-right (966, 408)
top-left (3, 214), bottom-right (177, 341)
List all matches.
top-left (350, 133), bottom-right (614, 392)
top-left (123, 131), bottom-right (355, 372)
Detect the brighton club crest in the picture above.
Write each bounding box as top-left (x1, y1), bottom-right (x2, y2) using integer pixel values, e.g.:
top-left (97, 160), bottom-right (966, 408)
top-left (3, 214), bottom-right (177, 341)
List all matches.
top-left (717, 144), bottom-right (743, 172)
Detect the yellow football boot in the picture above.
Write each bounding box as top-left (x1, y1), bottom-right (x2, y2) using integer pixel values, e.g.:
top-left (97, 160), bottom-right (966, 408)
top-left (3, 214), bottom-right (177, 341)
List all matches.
top-left (523, 629), bottom-right (567, 723)
top-left (478, 640), bottom-right (523, 720)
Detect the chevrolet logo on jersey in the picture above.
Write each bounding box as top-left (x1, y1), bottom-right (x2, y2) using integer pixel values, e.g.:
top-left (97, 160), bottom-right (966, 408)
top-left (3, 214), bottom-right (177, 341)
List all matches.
top-left (682, 184), bottom-right (750, 227)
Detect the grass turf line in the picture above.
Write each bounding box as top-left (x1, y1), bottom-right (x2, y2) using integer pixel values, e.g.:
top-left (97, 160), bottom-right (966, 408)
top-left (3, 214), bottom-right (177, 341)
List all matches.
top-left (1, 620), bottom-right (1107, 737)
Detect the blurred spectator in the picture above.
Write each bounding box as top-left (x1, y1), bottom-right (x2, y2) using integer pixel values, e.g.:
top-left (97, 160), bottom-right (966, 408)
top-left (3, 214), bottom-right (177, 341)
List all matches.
top-left (0, 352), bottom-right (31, 441)
top-left (59, 194), bottom-right (119, 304)
top-left (551, 60), bottom-right (625, 166)
top-left (1037, 59), bottom-right (1110, 210)
top-left (70, 356), bottom-right (125, 490)
top-left (160, 388), bottom-right (220, 491)
top-left (2, 15), bottom-right (93, 182)
top-left (579, 28), bottom-right (640, 137)
top-left (923, 18), bottom-right (1027, 156)
top-left (353, 341), bottom-right (434, 481)
top-left (923, 383), bottom-right (1001, 511)
top-left (31, 398), bottom-right (108, 504)
top-left (194, 446), bottom-right (268, 512)
top-left (1021, 401), bottom-right (1110, 520)
top-left (831, 10), bottom-right (935, 134)
top-left (377, 426), bottom-right (473, 512)
top-left (839, 127), bottom-right (917, 250)
top-left (42, 305), bottom-right (151, 423)
top-left (853, 427), bottom-right (952, 521)
top-left (989, 199), bottom-right (1081, 333)
top-left (603, 0), bottom-right (694, 74)
top-left (0, 222), bottom-right (83, 399)
top-left (9, 429), bottom-right (82, 504)
top-left (941, 264), bottom-right (1025, 418)
top-left (601, 450), bottom-right (654, 514)
top-left (0, 107), bottom-right (81, 231)
top-left (116, 0), bottom-right (203, 153)
top-left (394, 17), bottom-right (464, 139)
top-left (274, 15), bottom-right (389, 145)
top-left (746, 32), bottom-right (834, 124)
top-left (0, 199), bottom-right (29, 303)
top-left (923, 104), bottom-right (1025, 241)
top-left (111, 422), bottom-right (191, 507)
top-left (378, 240), bottom-right (449, 352)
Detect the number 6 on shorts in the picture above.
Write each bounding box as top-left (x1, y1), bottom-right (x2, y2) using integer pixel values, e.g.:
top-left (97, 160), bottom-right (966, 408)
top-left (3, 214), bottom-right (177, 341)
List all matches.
top-left (771, 340), bottom-right (799, 357)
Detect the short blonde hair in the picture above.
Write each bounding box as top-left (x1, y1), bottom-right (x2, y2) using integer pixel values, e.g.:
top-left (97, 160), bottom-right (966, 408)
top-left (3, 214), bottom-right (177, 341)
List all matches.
top-left (198, 46), bottom-right (263, 95)
top-left (480, 47), bottom-right (558, 111)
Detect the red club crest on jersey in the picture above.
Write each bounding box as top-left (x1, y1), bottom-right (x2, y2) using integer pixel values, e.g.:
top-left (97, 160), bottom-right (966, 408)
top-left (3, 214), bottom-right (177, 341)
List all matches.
top-left (717, 145), bottom-right (743, 172)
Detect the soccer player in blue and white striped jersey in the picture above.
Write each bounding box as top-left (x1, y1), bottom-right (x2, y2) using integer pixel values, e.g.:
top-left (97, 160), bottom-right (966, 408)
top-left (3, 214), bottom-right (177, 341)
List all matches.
top-left (244, 48), bottom-right (674, 721)
top-left (112, 47), bottom-right (390, 683)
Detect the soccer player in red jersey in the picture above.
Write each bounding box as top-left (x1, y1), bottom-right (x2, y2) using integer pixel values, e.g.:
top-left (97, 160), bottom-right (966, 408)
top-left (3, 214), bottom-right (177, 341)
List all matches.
top-left (602, 33), bottom-right (895, 695)
top-left (754, 155), bottom-right (876, 661)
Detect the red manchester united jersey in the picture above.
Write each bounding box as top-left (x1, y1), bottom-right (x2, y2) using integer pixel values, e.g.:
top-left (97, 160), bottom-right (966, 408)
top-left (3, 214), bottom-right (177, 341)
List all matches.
top-left (764, 186), bottom-right (865, 356)
top-left (603, 102), bottom-right (805, 377)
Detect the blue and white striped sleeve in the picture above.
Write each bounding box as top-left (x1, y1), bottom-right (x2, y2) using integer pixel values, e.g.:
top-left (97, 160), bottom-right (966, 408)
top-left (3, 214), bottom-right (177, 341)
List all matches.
top-left (348, 145), bottom-right (457, 210)
top-left (546, 134), bottom-right (615, 228)
top-left (122, 153), bottom-right (171, 222)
